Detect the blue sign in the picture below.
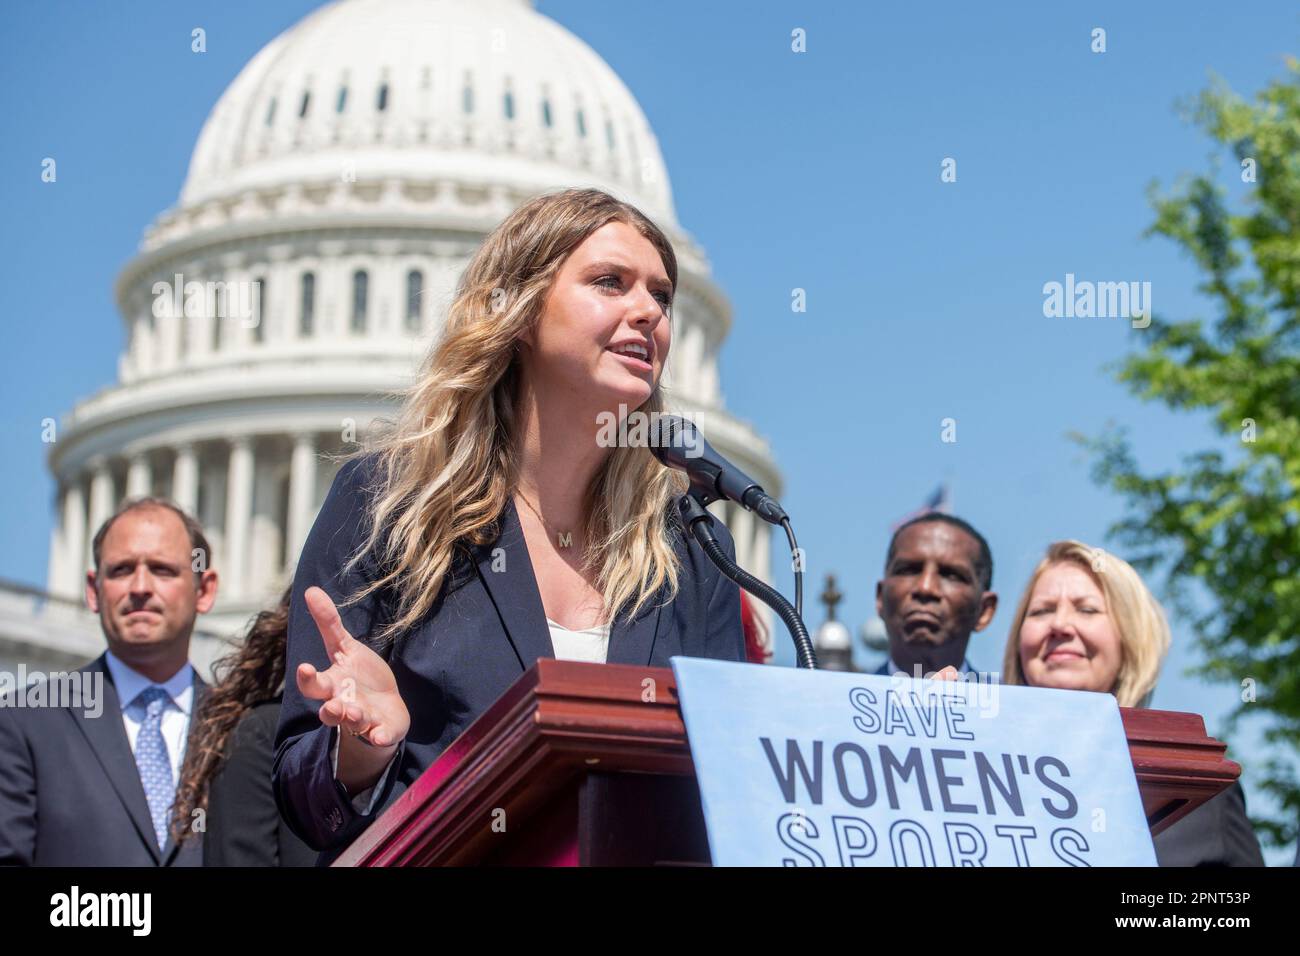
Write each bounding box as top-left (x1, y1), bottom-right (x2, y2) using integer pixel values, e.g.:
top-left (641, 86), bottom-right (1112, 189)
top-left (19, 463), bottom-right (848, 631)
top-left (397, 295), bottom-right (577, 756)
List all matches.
top-left (671, 658), bottom-right (1156, 867)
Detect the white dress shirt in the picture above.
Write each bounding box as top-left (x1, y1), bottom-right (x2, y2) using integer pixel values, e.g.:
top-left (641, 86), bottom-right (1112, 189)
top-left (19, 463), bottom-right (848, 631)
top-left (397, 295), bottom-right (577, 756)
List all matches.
top-left (104, 650), bottom-right (195, 788)
top-left (333, 618), bottom-right (613, 813)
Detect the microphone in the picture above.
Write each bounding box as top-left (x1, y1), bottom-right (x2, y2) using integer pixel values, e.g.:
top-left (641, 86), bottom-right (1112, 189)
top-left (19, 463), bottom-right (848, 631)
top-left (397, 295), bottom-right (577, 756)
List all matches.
top-left (649, 415), bottom-right (789, 525)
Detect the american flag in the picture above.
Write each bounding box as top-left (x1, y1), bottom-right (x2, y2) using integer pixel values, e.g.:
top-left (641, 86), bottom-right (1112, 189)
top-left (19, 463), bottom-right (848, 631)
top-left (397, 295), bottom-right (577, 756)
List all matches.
top-left (889, 484), bottom-right (951, 532)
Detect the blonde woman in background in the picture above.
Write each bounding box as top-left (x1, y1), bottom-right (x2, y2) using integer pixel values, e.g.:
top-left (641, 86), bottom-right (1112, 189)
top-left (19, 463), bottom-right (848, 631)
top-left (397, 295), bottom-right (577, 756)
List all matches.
top-left (1001, 540), bottom-right (1263, 867)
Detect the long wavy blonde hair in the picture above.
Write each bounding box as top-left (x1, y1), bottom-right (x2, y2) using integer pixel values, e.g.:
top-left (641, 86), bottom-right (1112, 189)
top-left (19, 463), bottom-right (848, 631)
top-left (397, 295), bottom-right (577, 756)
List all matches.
top-left (337, 188), bottom-right (688, 645)
top-left (1000, 540), bottom-right (1171, 707)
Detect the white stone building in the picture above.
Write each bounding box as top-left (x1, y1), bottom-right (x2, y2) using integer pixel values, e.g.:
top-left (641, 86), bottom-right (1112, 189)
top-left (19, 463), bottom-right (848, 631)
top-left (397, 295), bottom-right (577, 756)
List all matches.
top-left (2, 0), bottom-right (781, 677)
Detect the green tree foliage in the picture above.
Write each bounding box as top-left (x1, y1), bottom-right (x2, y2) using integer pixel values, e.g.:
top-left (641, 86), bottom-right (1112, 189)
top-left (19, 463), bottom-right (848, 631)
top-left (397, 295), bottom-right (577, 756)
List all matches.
top-left (1083, 58), bottom-right (1300, 848)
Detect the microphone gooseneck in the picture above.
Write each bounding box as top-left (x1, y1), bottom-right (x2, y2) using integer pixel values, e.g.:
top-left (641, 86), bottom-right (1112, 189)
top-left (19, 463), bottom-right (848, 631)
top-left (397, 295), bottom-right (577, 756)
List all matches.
top-left (647, 415), bottom-right (809, 665)
top-left (678, 493), bottom-right (817, 670)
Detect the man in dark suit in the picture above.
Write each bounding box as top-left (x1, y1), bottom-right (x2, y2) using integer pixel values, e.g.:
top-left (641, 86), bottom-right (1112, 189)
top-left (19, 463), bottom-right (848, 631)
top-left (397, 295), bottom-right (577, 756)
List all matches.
top-left (0, 498), bottom-right (217, 866)
top-left (874, 514), bottom-right (998, 680)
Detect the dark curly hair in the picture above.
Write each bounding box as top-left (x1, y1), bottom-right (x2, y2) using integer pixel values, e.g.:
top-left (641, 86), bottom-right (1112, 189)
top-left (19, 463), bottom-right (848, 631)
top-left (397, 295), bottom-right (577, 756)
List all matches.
top-left (170, 586), bottom-right (291, 845)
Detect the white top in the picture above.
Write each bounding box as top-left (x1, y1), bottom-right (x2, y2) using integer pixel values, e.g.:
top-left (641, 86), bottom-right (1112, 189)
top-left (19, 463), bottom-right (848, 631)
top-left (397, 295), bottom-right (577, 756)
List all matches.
top-left (547, 618), bottom-right (611, 664)
top-left (104, 650), bottom-right (195, 788)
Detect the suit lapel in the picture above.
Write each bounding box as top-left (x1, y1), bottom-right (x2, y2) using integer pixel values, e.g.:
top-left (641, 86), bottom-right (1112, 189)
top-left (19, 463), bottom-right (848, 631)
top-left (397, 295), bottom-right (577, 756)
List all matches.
top-left (475, 498), bottom-right (668, 668)
top-left (605, 519), bottom-right (676, 665)
top-left (606, 588), bottom-right (665, 666)
top-left (476, 498), bottom-right (556, 669)
top-left (70, 655), bottom-right (161, 864)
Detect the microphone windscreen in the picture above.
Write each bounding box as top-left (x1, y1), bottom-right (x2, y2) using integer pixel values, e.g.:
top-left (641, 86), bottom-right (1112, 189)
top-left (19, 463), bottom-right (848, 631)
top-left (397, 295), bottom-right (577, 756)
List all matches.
top-left (649, 414), bottom-right (702, 467)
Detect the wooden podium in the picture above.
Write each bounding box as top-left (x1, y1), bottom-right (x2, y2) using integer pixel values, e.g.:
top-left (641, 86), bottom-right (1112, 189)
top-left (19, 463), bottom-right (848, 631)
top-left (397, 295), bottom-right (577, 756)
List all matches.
top-left (332, 659), bottom-right (1241, 867)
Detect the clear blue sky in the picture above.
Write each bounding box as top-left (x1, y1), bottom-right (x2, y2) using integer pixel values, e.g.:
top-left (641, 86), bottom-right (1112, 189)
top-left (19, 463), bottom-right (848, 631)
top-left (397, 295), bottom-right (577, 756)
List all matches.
top-left (2, 1), bottom-right (1297, 862)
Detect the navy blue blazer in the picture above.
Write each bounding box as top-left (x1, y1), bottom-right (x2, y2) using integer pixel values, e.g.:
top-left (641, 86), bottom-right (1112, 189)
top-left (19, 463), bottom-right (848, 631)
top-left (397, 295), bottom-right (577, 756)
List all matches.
top-left (273, 452), bottom-right (747, 860)
top-left (0, 654), bottom-right (208, 866)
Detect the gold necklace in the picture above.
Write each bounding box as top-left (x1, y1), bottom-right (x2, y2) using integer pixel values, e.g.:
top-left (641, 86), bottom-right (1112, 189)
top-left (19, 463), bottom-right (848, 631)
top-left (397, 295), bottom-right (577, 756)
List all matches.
top-left (515, 492), bottom-right (577, 551)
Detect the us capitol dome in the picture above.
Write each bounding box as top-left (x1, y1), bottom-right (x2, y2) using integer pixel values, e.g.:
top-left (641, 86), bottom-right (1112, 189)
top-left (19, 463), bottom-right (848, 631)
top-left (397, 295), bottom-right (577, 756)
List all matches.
top-left (4, 0), bottom-right (781, 675)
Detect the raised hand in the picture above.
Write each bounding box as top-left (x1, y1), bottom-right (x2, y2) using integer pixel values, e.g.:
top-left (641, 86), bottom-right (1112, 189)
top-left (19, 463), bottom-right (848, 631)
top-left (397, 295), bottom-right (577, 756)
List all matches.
top-left (295, 586), bottom-right (411, 752)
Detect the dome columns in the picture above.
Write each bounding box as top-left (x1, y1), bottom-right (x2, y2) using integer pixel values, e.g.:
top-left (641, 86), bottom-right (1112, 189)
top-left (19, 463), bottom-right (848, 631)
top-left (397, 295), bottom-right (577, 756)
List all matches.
top-left (172, 443), bottom-right (200, 515)
top-left (53, 480), bottom-right (87, 599)
top-left (86, 459), bottom-right (116, 557)
top-left (44, 431), bottom-right (337, 610)
top-left (125, 452), bottom-right (152, 499)
top-left (223, 437), bottom-right (254, 601)
top-left (287, 432), bottom-right (318, 565)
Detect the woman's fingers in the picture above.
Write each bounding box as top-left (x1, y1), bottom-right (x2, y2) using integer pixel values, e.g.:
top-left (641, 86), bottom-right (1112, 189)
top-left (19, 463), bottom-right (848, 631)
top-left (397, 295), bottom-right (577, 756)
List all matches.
top-left (319, 696), bottom-right (365, 730)
top-left (296, 661), bottom-right (336, 701)
top-left (317, 696), bottom-right (345, 727)
top-left (319, 696), bottom-right (393, 746)
top-left (305, 586), bottom-right (354, 659)
top-left (294, 590), bottom-right (407, 748)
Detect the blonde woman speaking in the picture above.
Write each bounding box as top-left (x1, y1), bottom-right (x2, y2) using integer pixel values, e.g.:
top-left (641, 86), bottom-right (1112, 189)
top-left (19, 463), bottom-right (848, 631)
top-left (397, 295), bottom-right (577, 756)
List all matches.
top-left (273, 189), bottom-right (747, 857)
